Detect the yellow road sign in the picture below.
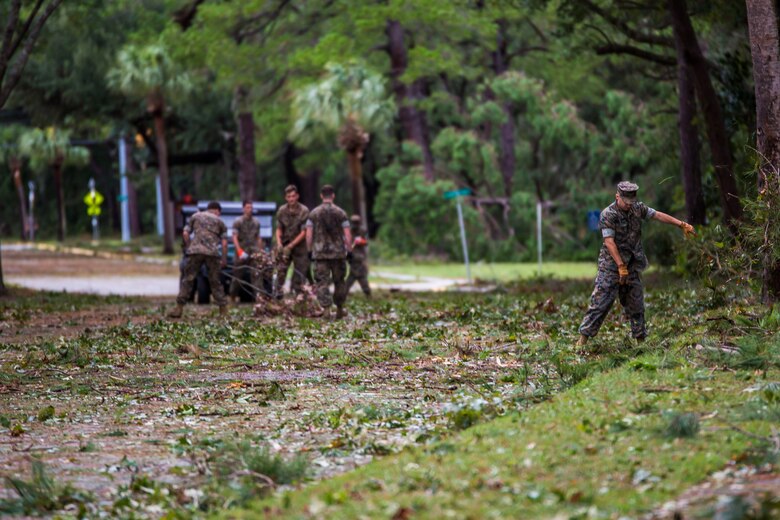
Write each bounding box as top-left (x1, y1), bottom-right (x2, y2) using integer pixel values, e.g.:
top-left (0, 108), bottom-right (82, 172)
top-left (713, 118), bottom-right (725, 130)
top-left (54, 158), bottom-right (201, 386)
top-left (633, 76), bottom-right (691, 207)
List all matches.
top-left (84, 190), bottom-right (104, 216)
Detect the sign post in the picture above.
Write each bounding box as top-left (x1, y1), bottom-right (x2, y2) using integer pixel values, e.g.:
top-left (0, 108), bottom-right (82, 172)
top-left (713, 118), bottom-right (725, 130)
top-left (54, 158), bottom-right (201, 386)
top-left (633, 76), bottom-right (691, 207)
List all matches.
top-left (536, 201), bottom-right (543, 276)
top-left (155, 174), bottom-right (164, 236)
top-left (27, 181), bottom-right (35, 242)
top-left (84, 178), bottom-right (104, 242)
top-left (118, 136), bottom-right (130, 242)
top-left (444, 188), bottom-right (472, 284)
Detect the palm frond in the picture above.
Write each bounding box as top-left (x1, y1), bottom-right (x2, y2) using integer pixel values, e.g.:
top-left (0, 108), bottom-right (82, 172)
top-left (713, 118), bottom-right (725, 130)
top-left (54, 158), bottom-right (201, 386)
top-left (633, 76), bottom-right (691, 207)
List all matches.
top-left (290, 61), bottom-right (395, 148)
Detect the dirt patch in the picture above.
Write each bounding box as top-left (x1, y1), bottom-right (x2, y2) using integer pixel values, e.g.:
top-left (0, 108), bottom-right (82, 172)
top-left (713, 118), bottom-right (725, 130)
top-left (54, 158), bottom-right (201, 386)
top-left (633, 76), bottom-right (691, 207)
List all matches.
top-left (0, 285), bottom-right (543, 517)
top-left (648, 466), bottom-right (780, 518)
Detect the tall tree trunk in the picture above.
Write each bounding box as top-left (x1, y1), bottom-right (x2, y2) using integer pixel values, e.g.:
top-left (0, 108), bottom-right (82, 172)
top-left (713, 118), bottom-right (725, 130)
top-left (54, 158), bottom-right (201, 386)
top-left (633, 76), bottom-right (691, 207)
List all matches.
top-left (745, 0), bottom-right (780, 302)
top-left (125, 142), bottom-right (141, 237)
top-left (11, 159), bottom-right (29, 240)
top-left (300, 170), bottom-right (321, 211)
top-left (53, 157), bottom-right (65, 242)
top-left (151, 98), bottom-right (175, 255)
top-left (668, 0), bottom-right (743, 227)
top-left (492, 19), bottom-right (517, 198)
top-left (347, 149), bottom-right (368, 224)
top-left (0, 239), bottom-right (5, 295)
top-left (235, 86), bottom-right (257, 202)
top-left (386, 20), bottom-right (435, 181)
top-left (672, 24), bottom-right (707, 225)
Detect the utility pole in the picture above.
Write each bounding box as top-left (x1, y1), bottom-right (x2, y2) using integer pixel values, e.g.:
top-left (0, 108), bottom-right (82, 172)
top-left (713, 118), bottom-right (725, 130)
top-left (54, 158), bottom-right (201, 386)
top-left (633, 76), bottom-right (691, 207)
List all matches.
top-left (118, 135), bottom-right (130, 242)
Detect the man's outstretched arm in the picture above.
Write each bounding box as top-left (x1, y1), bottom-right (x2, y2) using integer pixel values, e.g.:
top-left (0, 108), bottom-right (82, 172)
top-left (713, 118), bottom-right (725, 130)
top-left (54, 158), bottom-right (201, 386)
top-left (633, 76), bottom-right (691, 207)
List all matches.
top-left (653, 211), bottom-right (695, 237)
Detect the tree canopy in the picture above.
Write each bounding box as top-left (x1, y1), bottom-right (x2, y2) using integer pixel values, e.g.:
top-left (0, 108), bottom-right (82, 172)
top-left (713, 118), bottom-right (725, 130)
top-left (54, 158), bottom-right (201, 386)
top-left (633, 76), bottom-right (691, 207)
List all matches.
top-left (0, 0), bottom-right (768, 267)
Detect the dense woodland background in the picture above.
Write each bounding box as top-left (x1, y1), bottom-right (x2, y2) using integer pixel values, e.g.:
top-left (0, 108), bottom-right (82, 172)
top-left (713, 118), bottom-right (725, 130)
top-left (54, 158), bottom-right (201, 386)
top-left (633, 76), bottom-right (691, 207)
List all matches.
top-left (0, 0), bottom-right (773, 268)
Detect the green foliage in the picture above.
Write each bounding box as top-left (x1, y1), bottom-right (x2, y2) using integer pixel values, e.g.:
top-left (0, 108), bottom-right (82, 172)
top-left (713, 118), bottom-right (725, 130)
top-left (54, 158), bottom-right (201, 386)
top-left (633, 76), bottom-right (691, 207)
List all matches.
top-left (210, 440), bottom-right (308, 486)
top-left (0, 125), bottom-right (26, 165)
top-left (18, 127), bottom-right (89, 172)
top-left (36, 405), bottom-right (55, 422)
top-left (373, 161), bottom-right (488, 259)
top-left (684, 172), bottom-right (780, 300)
top-left (106, 42), bottom-right (192, 103)
top-left (290, 62), bottom-right (395, 147)
top-left (663, 411), bottom-right (700, 439)
top-left (0, 460), bottom-right (92, 516)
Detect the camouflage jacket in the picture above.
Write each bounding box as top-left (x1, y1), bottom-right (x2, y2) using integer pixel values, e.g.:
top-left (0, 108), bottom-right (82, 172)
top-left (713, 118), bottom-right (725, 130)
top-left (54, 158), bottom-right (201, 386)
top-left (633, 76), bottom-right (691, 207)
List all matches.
top-left (185, 211), bottom-right (227, 257)
top-left (306, 202), bottom-right (350, 260)
top-left (275, 203), bottom-right (309, 248)
top-left (598, 201), bottom-right (656, 271)
top-left (351, 232), bottom-right (368, 263)
top-left (233, 215), bottom-right (261, 253)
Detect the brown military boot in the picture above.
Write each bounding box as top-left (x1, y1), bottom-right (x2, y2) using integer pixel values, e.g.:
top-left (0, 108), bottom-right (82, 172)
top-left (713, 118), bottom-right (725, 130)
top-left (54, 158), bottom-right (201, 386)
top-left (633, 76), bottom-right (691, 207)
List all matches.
top-left (576, 334), bottom-right (589, 347)
top-left (218, 306), bottom-right (228, 318)
top-left (335, 306), bottom-right (346, 320)
top-left (167, 304), bottom-right (184, 319)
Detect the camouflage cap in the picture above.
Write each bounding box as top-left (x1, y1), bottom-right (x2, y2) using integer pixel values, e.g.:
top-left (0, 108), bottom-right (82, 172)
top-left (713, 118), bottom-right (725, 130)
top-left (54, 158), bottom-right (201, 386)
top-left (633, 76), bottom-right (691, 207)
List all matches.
top-left (617, 181), bottom-right (639, 200)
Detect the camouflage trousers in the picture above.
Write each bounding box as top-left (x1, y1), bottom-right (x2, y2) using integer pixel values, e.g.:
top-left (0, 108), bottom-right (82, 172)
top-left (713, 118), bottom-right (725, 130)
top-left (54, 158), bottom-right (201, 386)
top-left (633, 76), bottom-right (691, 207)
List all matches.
top-left (578, 267), bottom-right (646, 339)
top-left (346, 259), bottom-right (371, 296)
top-left (177, 254), bottom-right (226, 307)
top-left (230, 254), bottom-right (273, 300)
top-left (313, 258), bottom-right (348, 309)
top-left (274, 247), bottom-right (310, 297)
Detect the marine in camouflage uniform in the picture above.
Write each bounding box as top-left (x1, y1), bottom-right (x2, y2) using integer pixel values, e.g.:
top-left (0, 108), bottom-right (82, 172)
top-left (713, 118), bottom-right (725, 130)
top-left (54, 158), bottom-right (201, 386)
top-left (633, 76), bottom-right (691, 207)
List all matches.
top-left (577, 182), bottom-right (696, 345)
top-left (274, 185), bottom-right (310, 298)
top-left (345, 214), bottom-right (371, 297)
top-left (169, 201), bottom-right (228, 318)
top-left (230, 201), bottom-right (270, 301)
top-left (305, 185), bottom-right (352, 318)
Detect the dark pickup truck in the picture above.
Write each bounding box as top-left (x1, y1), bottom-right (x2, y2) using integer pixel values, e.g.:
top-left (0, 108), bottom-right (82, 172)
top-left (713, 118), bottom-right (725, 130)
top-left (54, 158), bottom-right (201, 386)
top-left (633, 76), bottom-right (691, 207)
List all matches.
top-left (180, 201), bottom-right (276, 303)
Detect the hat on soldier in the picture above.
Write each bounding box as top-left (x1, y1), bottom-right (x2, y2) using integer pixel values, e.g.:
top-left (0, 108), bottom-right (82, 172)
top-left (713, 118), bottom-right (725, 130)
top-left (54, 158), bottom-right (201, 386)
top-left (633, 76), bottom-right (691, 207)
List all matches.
top-left (350, 214), bottom-right (362, 223)
top-left (617, 181), bottom-right (639, 201)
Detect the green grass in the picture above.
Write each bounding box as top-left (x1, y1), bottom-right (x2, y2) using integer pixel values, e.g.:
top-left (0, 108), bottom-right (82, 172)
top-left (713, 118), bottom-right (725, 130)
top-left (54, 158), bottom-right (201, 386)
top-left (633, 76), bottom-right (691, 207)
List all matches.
top-left (371, 261), bottom-right (596, 281)
top-left (0, 460), bottom-right (92, 516)
top-left (0, 287), bottom-right (141, 316)
top-left (238, 354), bottom-right (779, 519)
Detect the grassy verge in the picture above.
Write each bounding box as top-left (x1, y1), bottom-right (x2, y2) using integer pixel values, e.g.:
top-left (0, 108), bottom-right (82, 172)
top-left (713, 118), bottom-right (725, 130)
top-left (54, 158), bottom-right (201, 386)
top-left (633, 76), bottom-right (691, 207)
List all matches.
top-left (371, 262), bottom-right (596, 281)
top-left (0, 286), bottom-right (141, 315)
top-left (238, 348), bottom-right (780, 519)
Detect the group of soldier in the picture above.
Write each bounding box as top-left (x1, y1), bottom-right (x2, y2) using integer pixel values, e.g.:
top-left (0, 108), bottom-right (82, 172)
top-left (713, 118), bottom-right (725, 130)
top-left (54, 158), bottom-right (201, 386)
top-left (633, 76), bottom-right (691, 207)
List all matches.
top-left (168, 180), bottom-right (697, 347)
top-left (168, 184), bottom-right (370, 320)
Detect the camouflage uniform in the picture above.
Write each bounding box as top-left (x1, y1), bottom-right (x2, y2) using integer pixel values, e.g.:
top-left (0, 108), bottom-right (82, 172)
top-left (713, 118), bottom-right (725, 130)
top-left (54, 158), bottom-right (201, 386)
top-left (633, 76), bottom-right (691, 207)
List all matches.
top-left (306, 202), bottom-right (350, 309)
top-left (346, 225), bottom-right (371, 296)
top-left (274, 202), bottom-right (310, 297)
top-left (177, 211), bottom-right (227, 306)
top-left (229, 215), bottom-right (268, 299)
top-left (578, 200), bottom-right (656, 339)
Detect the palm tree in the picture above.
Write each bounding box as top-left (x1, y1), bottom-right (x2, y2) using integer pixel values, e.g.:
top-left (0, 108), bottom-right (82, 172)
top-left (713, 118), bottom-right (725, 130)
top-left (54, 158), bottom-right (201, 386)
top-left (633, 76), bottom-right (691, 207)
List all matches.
top-left (0, 125), bottom-right (29, 240)
top-left (19, 127), bottom-right (89, 242)
top-left (291, 62), bottom-right (394, 224)
top-left (107, 44), bottom-right (190, 254)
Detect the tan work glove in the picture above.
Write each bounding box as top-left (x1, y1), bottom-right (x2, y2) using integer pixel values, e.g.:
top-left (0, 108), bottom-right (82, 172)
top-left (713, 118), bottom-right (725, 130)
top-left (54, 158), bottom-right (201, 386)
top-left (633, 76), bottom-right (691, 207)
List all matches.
top-left (679, 221), bottom-right (695, 238)
top-left (618, 263), bottom-right (629, 285)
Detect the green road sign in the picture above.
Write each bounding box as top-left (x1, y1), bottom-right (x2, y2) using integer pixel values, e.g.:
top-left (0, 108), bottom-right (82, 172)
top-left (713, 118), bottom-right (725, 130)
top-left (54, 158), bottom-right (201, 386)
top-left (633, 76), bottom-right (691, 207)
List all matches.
top-left (443, 188), bottom-right (471, 199)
